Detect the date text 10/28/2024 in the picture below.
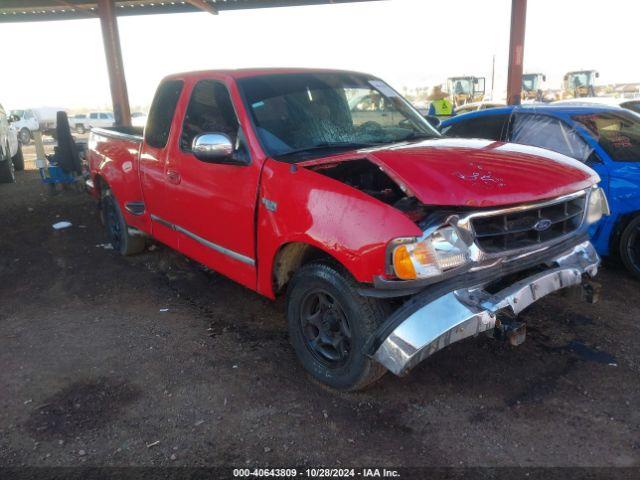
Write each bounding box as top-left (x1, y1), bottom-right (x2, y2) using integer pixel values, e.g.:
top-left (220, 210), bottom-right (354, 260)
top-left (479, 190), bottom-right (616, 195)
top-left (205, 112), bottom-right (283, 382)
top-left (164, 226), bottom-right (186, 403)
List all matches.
top-left (233, 468), bottom-right (401, 478)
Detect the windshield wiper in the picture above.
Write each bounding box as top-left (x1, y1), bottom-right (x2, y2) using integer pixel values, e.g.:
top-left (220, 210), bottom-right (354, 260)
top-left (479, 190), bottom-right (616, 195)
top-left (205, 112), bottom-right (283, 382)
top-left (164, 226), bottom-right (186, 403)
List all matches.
top-left (275, 142), bottom-right (380, 159)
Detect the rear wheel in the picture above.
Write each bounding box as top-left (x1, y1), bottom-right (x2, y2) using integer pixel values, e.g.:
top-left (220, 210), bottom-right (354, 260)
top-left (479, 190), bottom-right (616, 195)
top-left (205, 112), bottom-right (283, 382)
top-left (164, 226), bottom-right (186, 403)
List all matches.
top-left (101, 188), bottom-right (145, 256)
top-left (12, 144), bottom-right (25, 171)
top-left (0, 144), bottom-right (16, 183)
top-left (620, 216), bottom-right (640, 280)
top-left (286, 263), bottom-right (389, 391)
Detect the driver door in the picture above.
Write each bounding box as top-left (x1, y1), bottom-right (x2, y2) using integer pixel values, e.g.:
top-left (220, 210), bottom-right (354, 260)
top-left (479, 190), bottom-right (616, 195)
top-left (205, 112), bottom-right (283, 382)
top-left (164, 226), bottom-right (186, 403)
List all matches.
top-left (165, 78), bottom-right (261, 290)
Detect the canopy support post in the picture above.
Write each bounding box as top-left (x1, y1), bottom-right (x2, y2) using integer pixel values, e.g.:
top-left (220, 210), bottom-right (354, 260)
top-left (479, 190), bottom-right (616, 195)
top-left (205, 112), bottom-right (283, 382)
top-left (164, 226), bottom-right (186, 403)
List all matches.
top-left (506, 0), bottom-right (527, 105)
top-left (97, 0), bottom-right (131, 126)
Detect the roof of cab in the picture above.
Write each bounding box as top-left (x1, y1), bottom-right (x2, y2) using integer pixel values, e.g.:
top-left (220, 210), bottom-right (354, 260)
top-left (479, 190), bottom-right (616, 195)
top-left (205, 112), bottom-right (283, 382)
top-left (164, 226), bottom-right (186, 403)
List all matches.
top-left (163, 68), bottom-right (377, 82)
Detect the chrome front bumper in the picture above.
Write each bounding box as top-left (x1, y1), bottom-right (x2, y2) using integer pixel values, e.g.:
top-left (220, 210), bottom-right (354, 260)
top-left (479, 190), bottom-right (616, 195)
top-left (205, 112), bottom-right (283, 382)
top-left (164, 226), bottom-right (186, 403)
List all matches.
top-left (373, 241), bottom-right (600, 376)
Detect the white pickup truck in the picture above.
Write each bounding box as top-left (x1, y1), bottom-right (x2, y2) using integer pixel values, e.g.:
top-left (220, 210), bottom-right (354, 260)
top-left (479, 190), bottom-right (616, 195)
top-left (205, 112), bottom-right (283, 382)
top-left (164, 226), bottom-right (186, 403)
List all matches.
top-left (1, 103), bottom-right (25, 183)
top-left (72, 111), bottom-right (115, 133)
top-left (8, 108), bottom-right (40, 145)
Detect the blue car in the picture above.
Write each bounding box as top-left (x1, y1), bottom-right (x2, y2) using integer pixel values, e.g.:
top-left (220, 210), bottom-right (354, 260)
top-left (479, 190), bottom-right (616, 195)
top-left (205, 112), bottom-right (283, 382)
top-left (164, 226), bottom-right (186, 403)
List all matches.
top-left (440, 104), bottom-right (640, 278)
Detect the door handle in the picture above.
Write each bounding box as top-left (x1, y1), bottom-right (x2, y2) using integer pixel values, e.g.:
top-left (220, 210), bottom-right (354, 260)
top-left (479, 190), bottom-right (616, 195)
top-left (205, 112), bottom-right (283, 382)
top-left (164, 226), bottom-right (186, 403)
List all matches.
top-left (166, 169), bottom-right (181, 185)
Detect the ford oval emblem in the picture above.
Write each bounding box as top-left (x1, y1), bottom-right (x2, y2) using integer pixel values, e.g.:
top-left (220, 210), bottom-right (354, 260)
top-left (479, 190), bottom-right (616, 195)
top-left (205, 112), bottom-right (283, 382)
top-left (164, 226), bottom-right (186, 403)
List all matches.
top-left (534, 218), bottom-right (553, 232)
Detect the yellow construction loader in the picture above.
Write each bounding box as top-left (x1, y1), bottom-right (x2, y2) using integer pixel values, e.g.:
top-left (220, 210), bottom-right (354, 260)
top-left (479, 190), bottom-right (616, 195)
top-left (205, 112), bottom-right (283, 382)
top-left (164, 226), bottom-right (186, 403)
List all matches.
top-left (521, 73), bottom-right (546, 101)
top-left (563, 70), bottom-right (599, 98)
top-left (446, 76), bottom-right (485, 106)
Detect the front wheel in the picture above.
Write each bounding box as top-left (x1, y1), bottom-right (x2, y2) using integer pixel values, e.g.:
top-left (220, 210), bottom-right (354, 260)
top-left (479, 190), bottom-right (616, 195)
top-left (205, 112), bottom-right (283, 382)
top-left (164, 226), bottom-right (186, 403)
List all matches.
top-left (0, 144), bottom-right (16, 183)
top-left (101, 189), bottom-right (146, 256)
top-left (12, 144), bottom-right (25, 171)
top-left (286, 263), bottom-right (389, 391)
top-left (620, 216), bottom-right (640, 280)
top-left (19, 128), bottom-right (31, 145)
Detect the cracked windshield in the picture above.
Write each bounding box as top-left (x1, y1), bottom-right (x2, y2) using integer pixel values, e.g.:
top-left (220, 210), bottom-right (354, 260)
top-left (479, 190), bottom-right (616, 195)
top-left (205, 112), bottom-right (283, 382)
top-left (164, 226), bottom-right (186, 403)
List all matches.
top-left (239, 72), bottom-right (438, 160)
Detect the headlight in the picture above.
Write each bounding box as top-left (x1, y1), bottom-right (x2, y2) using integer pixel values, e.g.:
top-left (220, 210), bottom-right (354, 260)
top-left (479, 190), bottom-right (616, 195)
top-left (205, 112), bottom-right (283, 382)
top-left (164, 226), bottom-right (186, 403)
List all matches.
top-left (586, 187), bottom-right (609, 225)
top-left (392, 226), bottom-right (470, 280)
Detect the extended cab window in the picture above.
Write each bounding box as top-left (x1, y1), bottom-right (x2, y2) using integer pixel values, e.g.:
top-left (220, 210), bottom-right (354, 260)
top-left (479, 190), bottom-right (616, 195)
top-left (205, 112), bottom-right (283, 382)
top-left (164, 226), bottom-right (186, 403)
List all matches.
top-left (443, 114), bottom-right (508, 141)
top-left (90, 113), bottom-right (98, 119)
top-left (145, 80), bottom-right (184, 149)
top-left (180, 80), bottom-right (240, 151)
top-left (511, 113), bottom-right (592, 162)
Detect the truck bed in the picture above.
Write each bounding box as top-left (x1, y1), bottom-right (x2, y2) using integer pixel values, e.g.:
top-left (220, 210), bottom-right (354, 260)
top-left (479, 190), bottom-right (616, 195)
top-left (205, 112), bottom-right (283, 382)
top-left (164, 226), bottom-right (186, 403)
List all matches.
top-left (92, 126), bottom-right (143, 142)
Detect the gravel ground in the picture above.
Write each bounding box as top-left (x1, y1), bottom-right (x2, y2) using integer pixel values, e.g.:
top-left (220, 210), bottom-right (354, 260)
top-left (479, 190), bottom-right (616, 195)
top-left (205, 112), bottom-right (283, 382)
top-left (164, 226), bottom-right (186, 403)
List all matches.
top-left (1, 167), bottom-right (639, 472)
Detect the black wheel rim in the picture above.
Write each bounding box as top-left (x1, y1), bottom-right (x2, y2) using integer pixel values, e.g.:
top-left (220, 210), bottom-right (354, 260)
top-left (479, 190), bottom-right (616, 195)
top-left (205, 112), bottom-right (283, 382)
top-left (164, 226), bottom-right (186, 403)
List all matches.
top-left (299, 289), bottom-right (352, 368)
top-left (627, 226), bottom-right (640, 273)
top-left (105, 198), bottom-right (122, 250)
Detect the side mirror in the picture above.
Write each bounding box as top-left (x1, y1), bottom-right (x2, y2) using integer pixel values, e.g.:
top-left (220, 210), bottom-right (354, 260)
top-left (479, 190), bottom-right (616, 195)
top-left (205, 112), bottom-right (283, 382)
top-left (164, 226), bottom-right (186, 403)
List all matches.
top-left (424, 115), bottom-right (441, 128)
top-left (192, 133), bottom-right (234, 162)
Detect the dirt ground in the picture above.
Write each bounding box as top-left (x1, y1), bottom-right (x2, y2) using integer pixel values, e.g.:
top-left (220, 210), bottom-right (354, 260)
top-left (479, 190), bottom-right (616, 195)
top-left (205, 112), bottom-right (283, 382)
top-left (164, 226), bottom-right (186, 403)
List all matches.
top-left (1, 161), bottom-right (639, 470)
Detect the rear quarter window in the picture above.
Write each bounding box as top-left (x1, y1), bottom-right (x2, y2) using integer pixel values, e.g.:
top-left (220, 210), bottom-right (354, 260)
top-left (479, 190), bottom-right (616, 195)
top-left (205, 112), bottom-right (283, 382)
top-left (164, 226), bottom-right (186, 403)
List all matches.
top-left (145, 80), bottom-right (184, 149)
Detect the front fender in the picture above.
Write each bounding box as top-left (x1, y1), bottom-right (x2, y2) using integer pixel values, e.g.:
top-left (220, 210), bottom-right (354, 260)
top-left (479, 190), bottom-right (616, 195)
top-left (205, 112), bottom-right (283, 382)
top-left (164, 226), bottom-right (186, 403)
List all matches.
top-left (255, 158), bottom-right (423, 298)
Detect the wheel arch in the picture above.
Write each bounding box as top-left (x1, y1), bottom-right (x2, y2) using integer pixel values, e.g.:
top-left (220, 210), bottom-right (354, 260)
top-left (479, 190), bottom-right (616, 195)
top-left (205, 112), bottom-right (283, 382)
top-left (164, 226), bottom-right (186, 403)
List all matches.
top-left (610, 210), bottom-right (640, 257)
top-left (270, 241), bottom-right (353, 298)
top-left (93, 173), bottom-right (108, 197)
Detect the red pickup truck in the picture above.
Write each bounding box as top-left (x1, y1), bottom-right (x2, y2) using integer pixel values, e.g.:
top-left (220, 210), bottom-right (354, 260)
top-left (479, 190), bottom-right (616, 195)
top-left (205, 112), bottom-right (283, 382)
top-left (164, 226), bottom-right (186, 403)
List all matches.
top-left (87, 69), bottom-right (608, 390)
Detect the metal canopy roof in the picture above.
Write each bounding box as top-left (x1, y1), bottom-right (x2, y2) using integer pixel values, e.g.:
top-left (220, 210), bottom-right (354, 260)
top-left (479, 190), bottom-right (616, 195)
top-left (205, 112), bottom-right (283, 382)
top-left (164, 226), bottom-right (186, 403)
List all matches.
top-left (0, 0), bottom-right (376, 22)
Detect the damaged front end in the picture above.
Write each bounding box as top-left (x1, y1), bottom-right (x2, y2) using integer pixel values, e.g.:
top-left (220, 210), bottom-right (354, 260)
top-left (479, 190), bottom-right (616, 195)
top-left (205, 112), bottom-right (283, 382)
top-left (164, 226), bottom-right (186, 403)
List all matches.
top-left (367, 187), bottom-right (608, 376)
top-left (304, 155), bottom-right (608, 377)
top-left (372, 240), bottom-right (599, 375)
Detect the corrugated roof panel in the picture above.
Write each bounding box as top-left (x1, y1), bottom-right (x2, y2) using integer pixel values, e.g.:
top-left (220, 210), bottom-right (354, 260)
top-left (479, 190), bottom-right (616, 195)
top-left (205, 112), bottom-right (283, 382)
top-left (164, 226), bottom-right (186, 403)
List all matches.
top-left (0, 0), bottom-right (379, 22)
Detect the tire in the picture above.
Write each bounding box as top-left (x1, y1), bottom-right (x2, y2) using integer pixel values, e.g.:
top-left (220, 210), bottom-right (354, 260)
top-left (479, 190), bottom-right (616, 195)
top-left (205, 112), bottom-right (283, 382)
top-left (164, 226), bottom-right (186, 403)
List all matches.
top-left (101, 188), bottom-right (145, 256)
top-left (286, 262), bottom-right (389, 391)
top-left (18, 128), bottom-right (31, 145)
top-left (620, 215), bottom-right (640, 280)
top-left (0, 144), bottom-right (16, 183)
top-left (12, 144), bottom-right (25, 171)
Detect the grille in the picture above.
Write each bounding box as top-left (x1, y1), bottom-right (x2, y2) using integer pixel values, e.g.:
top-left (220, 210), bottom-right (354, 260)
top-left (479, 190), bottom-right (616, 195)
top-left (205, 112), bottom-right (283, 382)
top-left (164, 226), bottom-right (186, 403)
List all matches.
top-left (471, 195), bottom-right (586, 254)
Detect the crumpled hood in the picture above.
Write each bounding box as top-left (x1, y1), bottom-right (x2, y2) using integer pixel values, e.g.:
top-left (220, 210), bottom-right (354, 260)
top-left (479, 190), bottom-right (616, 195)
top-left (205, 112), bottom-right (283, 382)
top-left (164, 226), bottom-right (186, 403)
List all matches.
top-left (361, 138), bottom-right (600, 207)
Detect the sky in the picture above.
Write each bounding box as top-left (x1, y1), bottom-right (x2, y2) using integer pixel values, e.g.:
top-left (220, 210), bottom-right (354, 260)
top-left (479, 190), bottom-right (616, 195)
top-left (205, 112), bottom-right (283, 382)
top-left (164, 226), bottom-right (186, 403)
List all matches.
top-left (1, 0), bottom-right (638, 110)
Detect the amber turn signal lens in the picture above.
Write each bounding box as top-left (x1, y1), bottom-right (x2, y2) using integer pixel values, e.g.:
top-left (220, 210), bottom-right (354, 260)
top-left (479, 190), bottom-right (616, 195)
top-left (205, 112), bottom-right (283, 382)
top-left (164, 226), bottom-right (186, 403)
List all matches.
top-left (393, 245), bottom-right (417, 280)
